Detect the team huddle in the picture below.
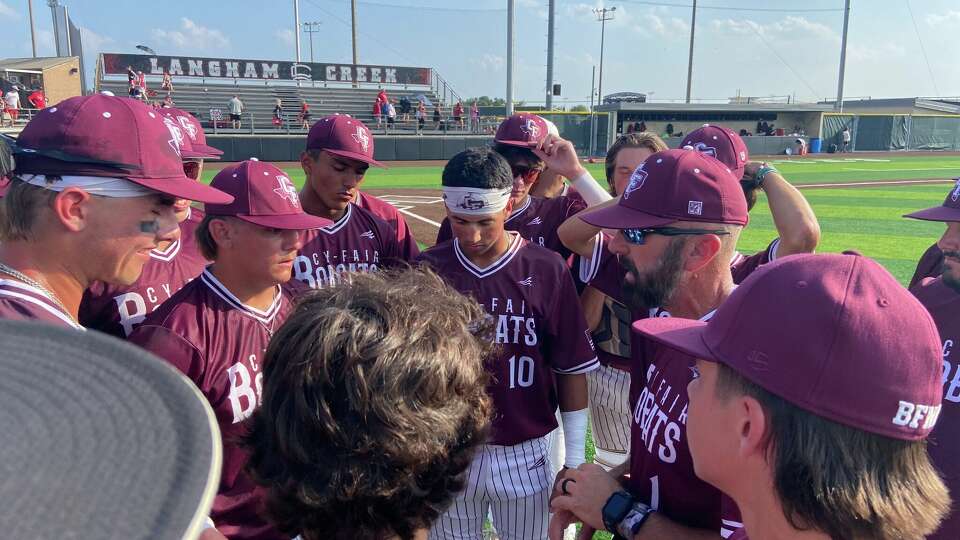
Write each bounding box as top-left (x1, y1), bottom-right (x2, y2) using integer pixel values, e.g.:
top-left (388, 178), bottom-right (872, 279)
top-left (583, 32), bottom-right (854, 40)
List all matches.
top-left (0, 94), bottom-right (957, 540)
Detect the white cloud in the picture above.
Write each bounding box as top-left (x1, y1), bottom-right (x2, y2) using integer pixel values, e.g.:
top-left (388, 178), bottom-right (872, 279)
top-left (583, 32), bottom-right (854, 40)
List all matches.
top-left (152, 18), bottom-right (229, 53)
top-left (276, 28), bottom-right (295, 46)
top-left (927, 10), bottom-right (960, 26)
top-left (476, 53), bottom-right (505, 71)
top-left (0, 1), bottom-right (18, 19)
top-left (712, 16), bottom-right (832, 41)
top-left (638, 12), bottom-right (689, 38)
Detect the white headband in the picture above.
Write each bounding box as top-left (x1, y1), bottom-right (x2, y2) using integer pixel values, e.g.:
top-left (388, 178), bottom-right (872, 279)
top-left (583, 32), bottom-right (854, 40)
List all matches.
top-left (442, 186), bottom-right (512, 215)
top-left (18, 174), bottom-right (156, 198)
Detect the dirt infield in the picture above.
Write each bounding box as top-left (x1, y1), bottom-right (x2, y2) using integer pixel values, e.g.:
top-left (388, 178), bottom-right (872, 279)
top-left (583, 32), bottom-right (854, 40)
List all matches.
top-left (364, 189), bottom-right (447, 245)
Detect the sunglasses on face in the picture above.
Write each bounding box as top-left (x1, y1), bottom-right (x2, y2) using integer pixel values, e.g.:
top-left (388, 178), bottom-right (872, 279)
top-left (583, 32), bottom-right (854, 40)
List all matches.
top-left (510, 164), bottom-right (542, 179)
top-left (621, 226), bottom-right (731, 245)
top-left (182, 160), bottom-right (201, 180)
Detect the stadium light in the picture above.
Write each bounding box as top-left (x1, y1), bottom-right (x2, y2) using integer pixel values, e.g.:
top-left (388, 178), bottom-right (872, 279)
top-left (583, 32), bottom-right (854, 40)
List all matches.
top-left (302, 22), bottom-right (322, 64)
top-left (135, 45), bottom-right (157, 56)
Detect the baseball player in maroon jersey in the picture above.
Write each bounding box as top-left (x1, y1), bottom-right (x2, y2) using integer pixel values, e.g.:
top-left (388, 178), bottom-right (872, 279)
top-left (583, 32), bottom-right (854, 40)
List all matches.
top-left (548, 149), bottom-right (747, 539)
top-left (910, 242), bottom-right (945, 288)
top-left (244, 269), bottom-right (493, 540)
top-left (904, 183), bottom-right (960, 539)
top-left (436, 114), bottom-right (610, 259)
top-left (80, 108), bottom-right (221, 337)
top-left (418, 148), bottom-right (598, 540)
top-left (294, 115), bottom-right (409, 289)
top-left (635, 252), bottom-right (950, 540)
top-left (129, 160), bottom-right (330, 540)
top-left (0, 95), bottom-right (231, 328)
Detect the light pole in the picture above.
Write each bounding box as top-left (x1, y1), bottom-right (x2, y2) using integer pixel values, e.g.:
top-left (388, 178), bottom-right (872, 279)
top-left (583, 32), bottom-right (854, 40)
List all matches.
top-left (684, 0), bottom-right (696, 103)
top-left (593, 6), bottom-right (615, 155)
top-left (302, 22), bottom-right (321, 64)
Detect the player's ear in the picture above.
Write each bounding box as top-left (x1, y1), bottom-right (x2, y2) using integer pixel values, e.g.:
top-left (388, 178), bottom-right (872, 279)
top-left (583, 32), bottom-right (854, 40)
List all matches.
top-left (52, 187), bottom-right (93, 232)
top-left (299, 151), bottom-right (315, 176)
top-left (208, 217), bottom-right (235, 250)
top-left (684, 233), bottom-right (722, 274)
top-left (737, 395), bottom-right (769, 460)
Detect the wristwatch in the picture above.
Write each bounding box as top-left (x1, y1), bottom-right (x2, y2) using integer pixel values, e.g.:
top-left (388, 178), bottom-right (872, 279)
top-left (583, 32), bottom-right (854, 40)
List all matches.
top-left (616, 501), bottom-right (654, 538)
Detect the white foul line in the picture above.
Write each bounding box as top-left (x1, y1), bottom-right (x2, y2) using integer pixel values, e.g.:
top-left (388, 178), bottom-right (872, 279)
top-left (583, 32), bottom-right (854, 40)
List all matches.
top-left (398, 208), bottom-right (442, 227)
top-left (797, 179), bottom-right (955, 189)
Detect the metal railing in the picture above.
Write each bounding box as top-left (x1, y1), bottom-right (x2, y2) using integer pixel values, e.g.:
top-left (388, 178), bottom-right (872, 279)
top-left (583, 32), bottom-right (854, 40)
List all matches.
top-left (206, 110), bottom-right (490, 136)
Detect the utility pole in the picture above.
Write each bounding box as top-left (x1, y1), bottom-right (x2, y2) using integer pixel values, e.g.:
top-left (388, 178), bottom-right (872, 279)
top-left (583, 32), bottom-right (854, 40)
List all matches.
top-left (28, 0), bottom-right (37, 57)
top-left (835, 0), bottom-right (851, 111)
top-left (545, 0), bottom-right (555, 109)
top-left (593, 6), bottom-right (615, 109)
top-left (506, 0), bottom-right (515, 116)
top-left (351, 0), bottom-right (359, 65)
top-left (303, 22), bottom-right (321, 64)
top-left (685, 0), bottom-right (696, 103)
top-left (589, 65), bottom-right (597, 157)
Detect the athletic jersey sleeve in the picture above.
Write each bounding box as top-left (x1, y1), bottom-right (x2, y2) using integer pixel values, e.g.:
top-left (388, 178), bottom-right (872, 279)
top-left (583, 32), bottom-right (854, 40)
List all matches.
top-left (721, 495), bottom-right (744, 539)
top-left (729, 238), bottom-right (781, 285)
top-left (395, 213), bottom-right (421, 261)
top-left (910, 242), bottom-right (944, 289)
top-left (436, 217), bottom-right (453, 245)
top-left (128, 324), bottom-right (206, 387)
top-left (546, 264), bottom-right (599, 375)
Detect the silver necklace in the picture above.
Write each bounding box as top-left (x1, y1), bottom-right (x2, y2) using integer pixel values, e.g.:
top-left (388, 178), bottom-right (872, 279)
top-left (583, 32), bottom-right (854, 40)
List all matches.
top-left (0, 262), bottom-right (78, 322)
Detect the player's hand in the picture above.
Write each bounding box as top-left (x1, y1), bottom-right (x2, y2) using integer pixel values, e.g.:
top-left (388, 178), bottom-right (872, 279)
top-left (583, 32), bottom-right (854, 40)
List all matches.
top-left (550, 466), bottom-right (574, 504)
top-left (742, 160), bottom-right (765, 182)
top-left (577, 524), bottom-right (598, 540)
top-left (549, 463), bottom-right (620, 531)
top-left (198, 527), bottom-right (228, 540)
top-left (548, 509), bottom-right (579, 540)
top-left (533, 134), bottom-right (587, 180)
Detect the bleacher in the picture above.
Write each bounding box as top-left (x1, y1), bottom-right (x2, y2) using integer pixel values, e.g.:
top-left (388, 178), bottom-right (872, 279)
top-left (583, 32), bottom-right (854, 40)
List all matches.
top-left (97, 78), bottom-right (488, 135)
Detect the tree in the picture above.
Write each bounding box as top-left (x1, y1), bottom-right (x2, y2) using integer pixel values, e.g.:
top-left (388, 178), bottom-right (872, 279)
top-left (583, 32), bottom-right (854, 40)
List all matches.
top-left (467, 96), bottom-right (506, 107)
top-left (570, 105), bottom-right (589, 112)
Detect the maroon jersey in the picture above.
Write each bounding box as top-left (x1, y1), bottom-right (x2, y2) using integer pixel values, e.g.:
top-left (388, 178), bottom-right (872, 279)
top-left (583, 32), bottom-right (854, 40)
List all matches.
top-left (356, 191), bottom-right (420, 260)
top-left (910, 243), bottom-right (943, 289)
top-left (912, 276), bottom-right (960, 540)
top-left (0, 279), bottom-right (84, 329)
top-left (129, 270), bottom-right (298, 540)
top-left (729, 238), bottom-right (780, 285)
top-left (417, 232), bottom-right (599, 446)
top-left (436, 194), bottom-right (587, 259)
top-left (628, 312), bottom-right (742, 535)
top-left (293, 203), bottom-right (405, 289)
top-left (80, 209), bottom-right (208, 337)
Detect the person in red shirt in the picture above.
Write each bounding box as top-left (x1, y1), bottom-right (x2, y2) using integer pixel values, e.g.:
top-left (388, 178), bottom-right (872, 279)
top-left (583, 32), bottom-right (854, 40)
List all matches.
top-left (0, 95), bottom-right (231, 328)
top-left (453, 99), bottom-right (464, 130)
top-left (635, 252), bottom-right (949, 540)
top-left (130, 160), bottom-right (331, 540)
top-left (27, 89), bottom-right (45, 109)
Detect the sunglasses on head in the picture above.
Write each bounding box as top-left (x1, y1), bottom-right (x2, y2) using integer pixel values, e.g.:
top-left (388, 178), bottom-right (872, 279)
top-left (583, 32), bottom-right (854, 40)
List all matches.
top-left (621, 226), bottom-right (731, 245)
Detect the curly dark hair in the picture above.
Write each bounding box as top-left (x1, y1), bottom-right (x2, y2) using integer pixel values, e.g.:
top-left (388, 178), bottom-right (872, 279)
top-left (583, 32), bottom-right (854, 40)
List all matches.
top-left (244, 268), bottom-right (493, 540)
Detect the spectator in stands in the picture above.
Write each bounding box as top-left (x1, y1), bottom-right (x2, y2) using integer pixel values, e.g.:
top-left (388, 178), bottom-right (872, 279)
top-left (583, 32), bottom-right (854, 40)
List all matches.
top-left (471, 101), bottom-right (480, 133)
top-left (638, 120), bottom-right (646, 132)
top-left (137, 72), bottom-right (147, 100)
top-left (127, 66), bottom-right (136, 86)
top-left (399, 95), bottom-right (411, 123)
top-left (373, 96), bottom-right (383, 129)
top-left (433, 103), bottom-right (442, 130)
top-left (299, 100), bottom-right (312, 129)
top-left (416, 100), bottom-right (426, 134)
top-left (453, 100), bottom-right (464, 130)
top-left (3, 86), bottom-right (20, 125)
top-left (386, 101), bottom-right (396, 130)
top-left (273, 99), bottom-right (283, 130)
top-left (228, 95), bottom-right (243, 129)
top-left (162, 95), bottom-right (173, 108)
top-left (377, 88), bottom-right (389, 107)
top-left (161, 69), bottom-right (173, 94)
top-left (27, 88), bottom-right (45, 110)
top-left (625, 123), bottom-right (634, 134)
top-left (380, 99), bottom-right (390, 131)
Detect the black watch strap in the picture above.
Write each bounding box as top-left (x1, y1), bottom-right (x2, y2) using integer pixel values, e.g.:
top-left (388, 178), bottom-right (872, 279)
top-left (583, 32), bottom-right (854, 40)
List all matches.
top-left (602, 491), bottom-right (635, 533)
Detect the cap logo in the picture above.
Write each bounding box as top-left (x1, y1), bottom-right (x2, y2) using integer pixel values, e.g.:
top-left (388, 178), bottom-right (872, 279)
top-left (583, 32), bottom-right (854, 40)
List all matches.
top-left (892, 401), bottom-right (941, 430)
top-left (177, 116), bottom-right (198, 140)
top-left (688, 201), bottom-right (703, 216)
top-left (746, 350), bottom-right (770, 371)
top-left (162, 117), bottom-right (184, 156)
top-left (623, 167), bottom-right (648, 200)
top-left (951, 178), bottom-right (960, 202)
top-left (739, 150), bottom-right (747, 162)
top-left (689, 141), bottom-right (717, 158)
top-left (521, 118), bottom-right (541, 141)
top-left (351, 125), bottom-right (370, 153)
top-left (273, 175), bottom-right (300, 207)
top-left (457, 193), bottom-right (485, 210)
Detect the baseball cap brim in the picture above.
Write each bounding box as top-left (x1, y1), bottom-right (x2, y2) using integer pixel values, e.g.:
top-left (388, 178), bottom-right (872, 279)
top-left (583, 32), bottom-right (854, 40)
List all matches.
top-left (904, 205), bottom-right (960, 222)
top-left (579, 203), bottom-right (677, 230)
top-left (632, 316), bottom-right (717, 363)
top-left (127, 175), bottom-right (234, 205)
top-left (234, 212), bottom-right (332, 230)
top-left (325, 148), bottom-right (386, 168)
top-left (495, 139), bottom-right (539, 148)
top-left (181, 145), bottom-right (223, 160)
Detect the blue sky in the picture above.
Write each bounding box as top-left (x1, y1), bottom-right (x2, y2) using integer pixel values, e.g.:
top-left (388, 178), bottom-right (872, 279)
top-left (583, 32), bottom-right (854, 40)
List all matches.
top-left (2, 0), bottom-right (959, 105)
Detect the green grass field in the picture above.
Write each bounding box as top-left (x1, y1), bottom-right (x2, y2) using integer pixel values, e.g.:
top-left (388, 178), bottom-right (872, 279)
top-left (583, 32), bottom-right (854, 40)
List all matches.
top-left (203, 154), bottom-right (960, 285)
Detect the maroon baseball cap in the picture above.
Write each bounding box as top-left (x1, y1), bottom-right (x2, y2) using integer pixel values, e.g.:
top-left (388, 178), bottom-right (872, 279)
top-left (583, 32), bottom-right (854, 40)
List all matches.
top-left (580, 149), bottom-right (748, 229)
top-left (159, 108), bottom-right (223, 160)
top-left (681, 124), bottom-right (749, 180)
top-left (305, 114), bottom-right (384, 167)
top-left (904, 178), bottom-right (960, 222)
top-left (634, 252), bottom-right (943, 441)
top-left (205, 160), bottom-right (331, 230)
top-left (495, 113), bottom-right (548, 147)
top-left (13, 95), bottom-right (232, 204)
